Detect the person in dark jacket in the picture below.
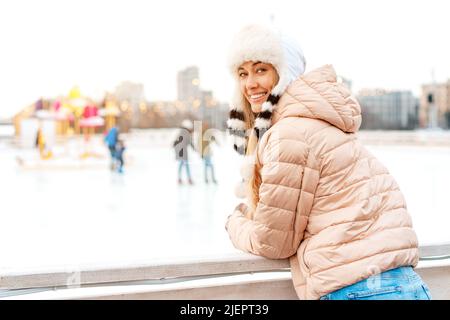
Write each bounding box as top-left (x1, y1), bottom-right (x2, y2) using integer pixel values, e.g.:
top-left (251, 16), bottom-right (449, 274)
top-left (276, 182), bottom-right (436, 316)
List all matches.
top-left (173, 119), bottom-right (195, 185)
top-left (104, 126), bottom-right (119, 170)
top-left (114, 138), bottom-right (126, 173)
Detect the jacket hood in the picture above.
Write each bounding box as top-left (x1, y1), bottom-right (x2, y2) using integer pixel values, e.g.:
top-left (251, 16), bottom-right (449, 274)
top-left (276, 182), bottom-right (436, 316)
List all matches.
top-left (272, 64), bottom-right (362, 133)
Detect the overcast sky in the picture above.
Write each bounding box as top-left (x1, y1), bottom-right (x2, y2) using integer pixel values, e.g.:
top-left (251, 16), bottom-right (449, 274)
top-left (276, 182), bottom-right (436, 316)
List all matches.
top-left (0, 0), bottom-right (449, 118)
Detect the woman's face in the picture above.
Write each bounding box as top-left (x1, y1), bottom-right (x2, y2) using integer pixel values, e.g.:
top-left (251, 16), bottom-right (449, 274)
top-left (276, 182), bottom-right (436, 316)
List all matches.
top-left (238, 61), bottom-right (279, 113)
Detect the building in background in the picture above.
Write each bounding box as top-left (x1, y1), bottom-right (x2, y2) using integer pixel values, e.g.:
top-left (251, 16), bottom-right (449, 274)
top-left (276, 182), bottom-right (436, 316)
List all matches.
top-left (420, 80), bottom-right (450, 129)
top-left (114, 81), bottom-right (146, 129)
top-left (199, 90), bottom-right (228, 130)
top-left (177, 66), bottom-right (201, 113)
top-left (12, 66), bottom-right (230, 136)
top-left (176, 66), bottom-right (227, 130)
top-left (338, 75), bottom-right (353, 91)
top-left (357, 89), bottom-right (418, 130)
top-left (136, 101), bottom-right (179, 129)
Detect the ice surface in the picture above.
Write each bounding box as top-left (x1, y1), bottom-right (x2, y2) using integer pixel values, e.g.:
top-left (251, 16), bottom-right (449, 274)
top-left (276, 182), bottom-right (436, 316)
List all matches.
top-left (0, 130), bottom-right (449, 274)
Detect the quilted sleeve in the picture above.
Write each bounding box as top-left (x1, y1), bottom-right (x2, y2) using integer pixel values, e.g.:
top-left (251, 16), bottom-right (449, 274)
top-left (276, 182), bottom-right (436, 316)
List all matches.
top-left (226, 135), bottom-right (313, 259)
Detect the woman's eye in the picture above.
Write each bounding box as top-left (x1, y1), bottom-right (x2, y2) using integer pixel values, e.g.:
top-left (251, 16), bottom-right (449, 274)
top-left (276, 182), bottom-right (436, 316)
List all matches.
top-left (256, 68), bottom-right (266, 73)
top-left (239, 72), bottom-right (247, 78)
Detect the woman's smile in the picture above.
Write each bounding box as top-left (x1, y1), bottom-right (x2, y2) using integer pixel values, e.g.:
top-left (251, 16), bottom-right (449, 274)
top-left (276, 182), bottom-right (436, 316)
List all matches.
top-left (247, 91), bottom-right (268, 104)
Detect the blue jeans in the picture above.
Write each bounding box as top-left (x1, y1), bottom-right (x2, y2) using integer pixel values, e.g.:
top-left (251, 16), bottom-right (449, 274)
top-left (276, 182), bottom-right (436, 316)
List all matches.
top-left (178, 159), bottom-right (192, 181)
top-left (203, 156), bottom-right (216, 181)
top-left (320, 266), bottom-right (432, 300)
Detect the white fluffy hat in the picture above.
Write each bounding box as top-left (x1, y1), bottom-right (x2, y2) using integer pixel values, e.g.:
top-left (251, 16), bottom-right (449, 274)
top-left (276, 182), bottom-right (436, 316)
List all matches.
top-left (181, 119), bottom-right (193, 130)
top-left (226, 24), bottom-right (306, 155)
top-left (227, 24), bottom-right (306, 96)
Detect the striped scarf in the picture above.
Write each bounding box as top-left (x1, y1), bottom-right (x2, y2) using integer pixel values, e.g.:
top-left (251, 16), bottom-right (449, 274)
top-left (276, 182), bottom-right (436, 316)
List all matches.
top-left (227, 93), bottom-right (280, 155)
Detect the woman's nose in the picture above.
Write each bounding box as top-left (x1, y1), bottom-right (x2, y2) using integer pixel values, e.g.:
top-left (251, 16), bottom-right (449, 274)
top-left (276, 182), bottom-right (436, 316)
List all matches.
top-left (246, 75), bottom-right (258, 90)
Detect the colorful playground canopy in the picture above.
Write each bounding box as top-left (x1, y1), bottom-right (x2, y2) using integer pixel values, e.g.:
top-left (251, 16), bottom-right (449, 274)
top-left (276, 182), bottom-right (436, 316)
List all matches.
top-left (79, 116), bottom-right (105, 128)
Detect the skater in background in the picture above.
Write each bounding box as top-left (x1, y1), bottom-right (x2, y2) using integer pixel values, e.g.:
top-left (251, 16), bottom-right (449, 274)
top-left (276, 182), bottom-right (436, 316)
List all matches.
top-left (173, 119), bottom-right (195, 185)
top-left (200, 122), bottom-right (218, 184)
top-left (104, 126), bottom-right (119, 170)
top-left (114, 138), bottom-right (126, 173)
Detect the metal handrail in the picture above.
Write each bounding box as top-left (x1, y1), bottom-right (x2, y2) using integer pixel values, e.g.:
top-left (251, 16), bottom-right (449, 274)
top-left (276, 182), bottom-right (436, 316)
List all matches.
top-left (1, 243), bottom-right (449, 292)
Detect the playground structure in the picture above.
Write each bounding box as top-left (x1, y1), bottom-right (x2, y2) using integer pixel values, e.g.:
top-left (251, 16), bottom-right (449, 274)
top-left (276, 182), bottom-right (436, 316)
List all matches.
top-left (35, 127), bottom-right (53, 160)
top-left (13, 87), bottom-right (121, 162)
top-left (13, 86), bottom-right (120, 140)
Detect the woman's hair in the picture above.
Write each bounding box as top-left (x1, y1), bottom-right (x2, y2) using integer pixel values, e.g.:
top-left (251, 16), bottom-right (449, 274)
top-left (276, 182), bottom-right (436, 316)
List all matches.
top-left (241, 99), bottom-right (262, 212)
top-left (242, 99), bottom-right (255, 131)
top-left (249, 162), bottom-right (261, 213)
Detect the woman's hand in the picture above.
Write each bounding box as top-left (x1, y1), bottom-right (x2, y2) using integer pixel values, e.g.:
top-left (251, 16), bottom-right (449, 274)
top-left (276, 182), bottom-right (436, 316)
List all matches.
top-left (235, 203), bottom-right (254, 219)
top-left (226, 203), bottom-right (247, 231)
top-left (234, 203), bottom-right (247, 214)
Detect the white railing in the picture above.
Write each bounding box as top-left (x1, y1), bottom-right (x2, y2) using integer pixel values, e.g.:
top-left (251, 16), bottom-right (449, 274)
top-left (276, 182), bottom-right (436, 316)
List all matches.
top-left (1, 243), bottom-right (449, 300)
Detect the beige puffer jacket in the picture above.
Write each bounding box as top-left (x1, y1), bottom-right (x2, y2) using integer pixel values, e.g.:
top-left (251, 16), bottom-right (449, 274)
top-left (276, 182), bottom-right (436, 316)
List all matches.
top-left (225, 64), bottom-right (419, 300)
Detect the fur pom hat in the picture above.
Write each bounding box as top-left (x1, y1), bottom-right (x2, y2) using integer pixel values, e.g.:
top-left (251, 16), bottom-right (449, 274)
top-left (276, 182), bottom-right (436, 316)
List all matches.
top-left (181, 119), bottom-right (193, 130)
top-left (226, 24), bottom-right (306, 155)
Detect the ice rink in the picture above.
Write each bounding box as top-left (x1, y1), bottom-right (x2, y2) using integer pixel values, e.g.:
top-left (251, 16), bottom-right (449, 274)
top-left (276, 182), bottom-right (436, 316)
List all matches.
top-left (1, 130), bottom-right (449, 275)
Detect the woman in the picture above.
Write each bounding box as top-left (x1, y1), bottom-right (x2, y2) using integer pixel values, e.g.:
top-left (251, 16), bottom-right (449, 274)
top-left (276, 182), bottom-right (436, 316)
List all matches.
top-left (225, 24), bottom-right (431, 300)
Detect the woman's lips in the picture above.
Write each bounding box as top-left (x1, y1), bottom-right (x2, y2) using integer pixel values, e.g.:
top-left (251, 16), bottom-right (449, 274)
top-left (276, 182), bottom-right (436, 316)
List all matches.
top-left (248, 92), bottom-right (268, 104)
